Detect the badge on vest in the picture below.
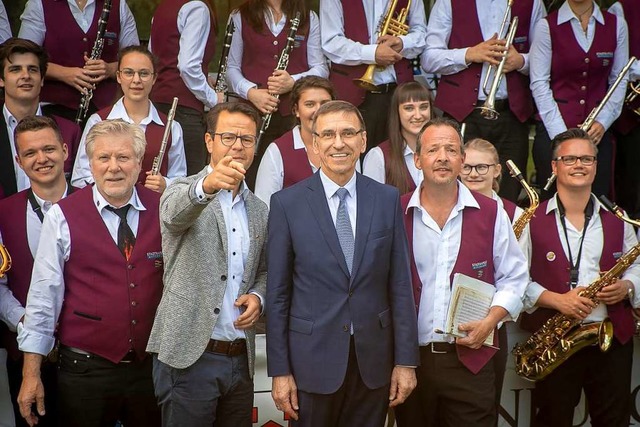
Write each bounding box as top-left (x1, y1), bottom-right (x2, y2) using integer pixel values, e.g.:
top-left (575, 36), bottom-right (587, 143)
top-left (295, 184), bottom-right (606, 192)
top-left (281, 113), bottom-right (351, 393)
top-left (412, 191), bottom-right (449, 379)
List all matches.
top-left (147, 251), bottom-right (163, 268)
top-left (104, 32), bottom-right (118, 46)
top-left (546, 251), bottom-right (556, 262)
top-left (613, 251), bottom-right (623, 260)
top-left (596, 52), bottom-right (614, 67)
top-left (471, 260), bottom-right (488, 278)
top-left (294, 35), bottom-right (305, 48)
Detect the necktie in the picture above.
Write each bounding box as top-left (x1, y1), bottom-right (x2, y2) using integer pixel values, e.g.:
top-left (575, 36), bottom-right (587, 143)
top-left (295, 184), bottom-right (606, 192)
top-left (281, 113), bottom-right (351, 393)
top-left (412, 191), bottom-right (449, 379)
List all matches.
top-left (106, 205), bottom-right (135, 260)
top-left (335, 188), bottom-right (354, 274)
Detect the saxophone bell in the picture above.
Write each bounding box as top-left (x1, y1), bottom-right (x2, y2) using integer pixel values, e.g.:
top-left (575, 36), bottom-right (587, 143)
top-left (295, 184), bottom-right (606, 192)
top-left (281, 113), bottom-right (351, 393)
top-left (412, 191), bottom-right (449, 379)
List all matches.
top-left (0, 243), bottom-right (11, 279)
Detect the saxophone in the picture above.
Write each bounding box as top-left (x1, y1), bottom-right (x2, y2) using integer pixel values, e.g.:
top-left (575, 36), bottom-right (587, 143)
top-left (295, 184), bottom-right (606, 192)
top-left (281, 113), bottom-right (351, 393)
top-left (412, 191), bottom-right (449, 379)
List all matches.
top-left (506, 160), bottom-right (538, 239)
top-left (0, 243), bottom-right (11, 278)
top-left (513, 196), bottom-right (640, 381)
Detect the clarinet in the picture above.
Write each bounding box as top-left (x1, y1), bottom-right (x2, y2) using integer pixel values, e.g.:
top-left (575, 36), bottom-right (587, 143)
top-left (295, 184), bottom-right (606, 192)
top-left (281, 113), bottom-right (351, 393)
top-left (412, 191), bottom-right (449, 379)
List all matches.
top-left (214, 15), bottom-right (235, 100)
top-left (75, 0), bottom-right (113, 124)
top-left (256, 12), bottom-right (301, 149)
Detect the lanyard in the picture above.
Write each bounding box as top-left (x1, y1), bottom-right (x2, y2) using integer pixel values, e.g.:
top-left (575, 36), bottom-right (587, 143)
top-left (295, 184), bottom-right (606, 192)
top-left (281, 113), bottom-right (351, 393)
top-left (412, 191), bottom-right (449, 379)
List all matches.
top-left (556, 195), bottom-right (594, 288)
top-left (27, 189), bottom-right (44, 223)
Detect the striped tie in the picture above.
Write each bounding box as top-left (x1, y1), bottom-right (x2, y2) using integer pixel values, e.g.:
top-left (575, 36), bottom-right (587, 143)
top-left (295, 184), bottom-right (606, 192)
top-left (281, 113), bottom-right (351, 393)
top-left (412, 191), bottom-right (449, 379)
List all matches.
top-left (335, 188), bottom-right (354, 274)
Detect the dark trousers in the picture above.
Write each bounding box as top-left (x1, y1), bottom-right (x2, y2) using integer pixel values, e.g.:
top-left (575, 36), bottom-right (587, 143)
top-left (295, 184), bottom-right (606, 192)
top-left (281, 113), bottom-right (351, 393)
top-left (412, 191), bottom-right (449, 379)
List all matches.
top-left (293, 338), bottom-right (389, 427)
top-left (395, 345), bottom-right (496, 427)
top-left (359, 87), bottom-right (396, 153)
top-left (456, 101), bottom-right (530, 203)
top-left (533, 122), bottom-right (614, 201)
top-left (57, 347), bottom-right (160, 427)
top-left (533, 337), bottom-right (633, 427)
top-left (156, 103), bottom-right (207, 176)
top-left (614, 125), bottom-right (640, 218)
top-left (152, 351), bottom-right (254, 427)
top-left (7, 356), bottom-right (58, 427)
top-left (493, 325), bottom-right (508, 425)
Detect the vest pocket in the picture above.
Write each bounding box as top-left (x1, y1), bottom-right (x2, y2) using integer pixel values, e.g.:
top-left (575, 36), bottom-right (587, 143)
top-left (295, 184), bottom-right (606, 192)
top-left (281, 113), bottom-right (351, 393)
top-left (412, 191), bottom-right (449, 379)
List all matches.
top-left (73, 310), bottom-right (102, 321)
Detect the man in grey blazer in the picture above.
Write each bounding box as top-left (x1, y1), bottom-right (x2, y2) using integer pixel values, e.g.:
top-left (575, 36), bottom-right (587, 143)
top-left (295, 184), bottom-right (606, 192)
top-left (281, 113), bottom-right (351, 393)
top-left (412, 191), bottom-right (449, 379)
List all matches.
top-left (147, 102), bottom-right (268, 427)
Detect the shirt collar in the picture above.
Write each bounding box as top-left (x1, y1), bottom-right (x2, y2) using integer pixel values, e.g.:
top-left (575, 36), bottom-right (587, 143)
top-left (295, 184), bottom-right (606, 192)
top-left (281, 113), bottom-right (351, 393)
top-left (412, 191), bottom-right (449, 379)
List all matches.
top-left (403, 143), bottom-right (415, 157)
top-left (31, 184), bottom-right (70, 213)
top-left (545, 193), bottom-right (603, 215)
top-left (319, 168), bottom-right (357, 200)
top-left (292, 126), bottom-right (306, 150)
top-left (92, 184), bottom-right (146, 213)
top-left (3, 104), bottom-right (43, 129)
top-left (405, 181), bottom-right (479, 213)
top-left (109, 98), bottom-right (160, 126)
top-left (558, 1), bottom-right (604, 25)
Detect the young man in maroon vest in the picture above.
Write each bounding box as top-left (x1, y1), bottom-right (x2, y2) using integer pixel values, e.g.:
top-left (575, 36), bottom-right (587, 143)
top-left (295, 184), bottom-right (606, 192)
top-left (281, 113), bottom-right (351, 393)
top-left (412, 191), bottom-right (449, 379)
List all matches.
top-left (396, 117), bottom-right (528, 427)
top-left (0, 38), bottom-right (81, 200)
top-left (0, 116), bottom-right (71, 427)
top-left (18, 0), bottom-right (139, 123)
top-left (421, 0), bottom-right (546, 203)
top-left (320, 0), bottom-right (427, 150)
top-left (16, 120), bottom-right (162, 427)
top-left (520, 128), bottom-right (639, 427)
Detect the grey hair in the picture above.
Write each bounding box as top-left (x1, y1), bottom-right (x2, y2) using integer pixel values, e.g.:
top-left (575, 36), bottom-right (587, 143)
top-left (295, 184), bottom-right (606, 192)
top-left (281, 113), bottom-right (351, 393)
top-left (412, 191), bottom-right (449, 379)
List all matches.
top-left (85, 119), bottom-right (146, 160)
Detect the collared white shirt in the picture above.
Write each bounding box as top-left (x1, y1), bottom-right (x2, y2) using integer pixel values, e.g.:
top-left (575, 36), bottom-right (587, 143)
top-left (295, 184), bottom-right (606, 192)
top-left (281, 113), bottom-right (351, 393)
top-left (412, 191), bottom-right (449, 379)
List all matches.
top-left (362, 143), bottom-right (422, 187)
top-left (3, 104), bottom-right (44, 192)
top-left (492, 191), bottom-right (524, 227)
top-left (321, 0), bottom-right (427, 86)
top-left (19, 0), bottom-right (139, 48)
top-left (609, 1), bottom-right (640, 81)
top-left (0, 1), bottom-right (11, 43)
top-left (148, 1), bottom-right (218, 109)
top-left (319, 169), bottom-right (358, 238)
top-left (422, 0), bottom-right (546, 100)
top-left (17, 185), bottom-right (145, 356)
top-left (71, 98), bottom-right (187, 188)
top-left (530, 1), bottom-right (629, 138)
top-left (406, 183), bottom-right (528, 345)
top-left (520, 195), bottom-right (640, 320)
top-left (227, 10), bottom-right (329, 100)
top-left (0, 186), bottom-right (70, 332)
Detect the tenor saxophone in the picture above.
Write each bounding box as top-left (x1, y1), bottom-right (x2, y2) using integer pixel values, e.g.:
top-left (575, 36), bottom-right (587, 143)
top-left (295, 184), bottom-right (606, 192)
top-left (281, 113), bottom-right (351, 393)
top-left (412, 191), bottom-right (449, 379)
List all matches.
top-left (0, 243), bottom-right (11, 278)
top-left (513, 196), bottom-right (640, 381)
top-left (506, 160), bottom-right (538, 239)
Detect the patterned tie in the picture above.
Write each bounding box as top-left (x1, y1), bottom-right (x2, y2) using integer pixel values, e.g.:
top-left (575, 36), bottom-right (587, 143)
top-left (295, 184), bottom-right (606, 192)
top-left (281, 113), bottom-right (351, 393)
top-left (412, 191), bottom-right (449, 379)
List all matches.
top-left (335, 188), bottom-right (354, 274)
top-left (106, 205), bottom-right (136, 261)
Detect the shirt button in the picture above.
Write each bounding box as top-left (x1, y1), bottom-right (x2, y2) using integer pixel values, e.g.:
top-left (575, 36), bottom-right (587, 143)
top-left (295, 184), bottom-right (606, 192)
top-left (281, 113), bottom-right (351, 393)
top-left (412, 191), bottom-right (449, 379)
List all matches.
top-left (233, 252), bottom-right (236, 256)
top-left (579, 99), bottom-right (586, 105)
top-left (232, 228), bottom-right (236, 232)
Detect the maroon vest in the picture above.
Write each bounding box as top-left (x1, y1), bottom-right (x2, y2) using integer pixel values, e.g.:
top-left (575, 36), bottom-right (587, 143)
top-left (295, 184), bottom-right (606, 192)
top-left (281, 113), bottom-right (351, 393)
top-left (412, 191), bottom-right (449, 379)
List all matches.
top-left (548, 10), bottom-right (617, 128)
top-left (502, 197), bottom-right (517, 222)
top-left (50, 115), bottom-right (82, 179)
top-left (614, 0), bottom-right (640, 135)
top-left (435, 0), bottom-right (534, 123)
top-left (240, 13), bottom-right (309, 117)
top-left (41, 0), bottom-right (120, 110)
top-left (97, 106), bottom-right (171, 183)
top-left (150, 0), bottom-right (217, 112)
top-left (401, 189), bottom-right (499, 374)
top-left (273, 129), bottom-right (313, 188)
top-left (329, 0), bottom-right (413, 107)
top-left (521, 199), bottom-right (635, 344)
top-left (378, 140), bottom-right (417, 193)
top-left (57, 185), bottom-right (163, 362)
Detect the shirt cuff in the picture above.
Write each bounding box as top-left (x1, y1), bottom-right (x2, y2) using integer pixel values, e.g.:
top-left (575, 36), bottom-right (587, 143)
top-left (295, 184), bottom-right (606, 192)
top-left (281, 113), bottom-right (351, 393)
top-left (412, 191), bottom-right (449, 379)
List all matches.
top-left (491, 290), bottom-right (524, 321)
top-left (361, 44), bottom-right (378, 64)
top-left (193, 176), bottom-right (218, 204)
top-left (238, 81), bottom-right (258, 100)
top-left (456, 48), bottom-right (470, 67)
top-left (523, 281), bottom-right (547, 313)
top-left (17, 323), bottom-right (55, 356)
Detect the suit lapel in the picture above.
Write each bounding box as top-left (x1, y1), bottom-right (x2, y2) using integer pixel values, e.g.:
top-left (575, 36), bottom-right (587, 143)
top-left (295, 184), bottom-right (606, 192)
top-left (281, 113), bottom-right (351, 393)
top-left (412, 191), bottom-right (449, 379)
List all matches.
top-left (350, 175), bottom-right (374, 283)
top-left (307, 173), bottom-right (350, 278)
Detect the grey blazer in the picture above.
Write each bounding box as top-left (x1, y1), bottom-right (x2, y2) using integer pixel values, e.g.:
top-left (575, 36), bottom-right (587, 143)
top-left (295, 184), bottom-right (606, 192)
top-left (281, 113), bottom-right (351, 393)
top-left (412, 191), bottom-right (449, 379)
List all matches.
top-left (147, 168), bottom-right (268, 374)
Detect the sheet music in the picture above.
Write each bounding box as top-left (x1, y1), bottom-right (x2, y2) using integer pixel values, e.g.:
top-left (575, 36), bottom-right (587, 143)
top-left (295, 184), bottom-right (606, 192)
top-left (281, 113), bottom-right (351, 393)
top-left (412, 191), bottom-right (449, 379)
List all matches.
top-left (445, 273), bottom-right (496, 347)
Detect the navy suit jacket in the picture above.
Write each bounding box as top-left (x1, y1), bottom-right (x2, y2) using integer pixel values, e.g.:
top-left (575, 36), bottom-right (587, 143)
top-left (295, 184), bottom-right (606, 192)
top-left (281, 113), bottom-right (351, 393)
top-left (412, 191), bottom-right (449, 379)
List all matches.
top-left (266, 172), bottom-right (419, 394)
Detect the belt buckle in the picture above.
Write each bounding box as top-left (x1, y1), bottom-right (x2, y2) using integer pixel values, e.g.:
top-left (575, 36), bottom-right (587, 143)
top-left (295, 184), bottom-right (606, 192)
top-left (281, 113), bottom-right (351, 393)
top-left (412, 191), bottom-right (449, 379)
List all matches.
top-left (227, 341), bottom-right (239, 355)
top-left (430, 342), bottom-right (448, 354)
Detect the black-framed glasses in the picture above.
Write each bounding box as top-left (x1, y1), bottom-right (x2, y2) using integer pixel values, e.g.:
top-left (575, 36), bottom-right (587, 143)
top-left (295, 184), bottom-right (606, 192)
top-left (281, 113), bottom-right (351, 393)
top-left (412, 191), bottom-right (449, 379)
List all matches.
top-left (118, 68), bottom-right (155, 81)
top-left (460, 163), bottom-right (495, 175)
top-left (313, 129), bottom-right (364, 141)
top-left (553, 155), bottom-right (597, 166)
top-left (210, 132), bottom-right (257, 148)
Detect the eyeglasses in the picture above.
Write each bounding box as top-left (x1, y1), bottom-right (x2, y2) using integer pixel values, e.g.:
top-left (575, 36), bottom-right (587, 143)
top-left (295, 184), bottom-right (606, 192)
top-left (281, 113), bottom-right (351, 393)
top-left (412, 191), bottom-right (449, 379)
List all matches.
top-left (553, 155), bottom-right (597, 166)
top-left (313, 129), bottom-right (364, 141)
top-left (460, 163), bottom-right (495, 175)
top-left (118, 68), bottom-right (155, 81)
top-left (210, 132), bottom-right (257, 148)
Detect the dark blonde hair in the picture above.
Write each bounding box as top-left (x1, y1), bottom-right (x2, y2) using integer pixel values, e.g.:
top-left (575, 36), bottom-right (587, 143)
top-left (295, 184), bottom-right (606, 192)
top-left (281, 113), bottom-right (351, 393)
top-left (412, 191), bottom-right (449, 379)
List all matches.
top-left (464, 138), bottom-right (501, 193)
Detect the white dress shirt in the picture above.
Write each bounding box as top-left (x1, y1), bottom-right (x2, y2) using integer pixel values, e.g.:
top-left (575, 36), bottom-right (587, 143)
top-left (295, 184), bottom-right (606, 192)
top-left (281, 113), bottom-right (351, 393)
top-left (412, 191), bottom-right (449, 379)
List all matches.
top-left (0, 187), bottom-right (70, 332)
top-left (3, 104), bottom-right (45, 193)
top-left (609, 1), bottom-right (640, 81)
top-left (529, 1), bottom-right (629, 138)
top-left (226, 10), bottom-right (329, 100)
top-left (148, 1), bottom-right (218, 109)
top-left (362, 143), bottom-right (422, 187)
top-left (319, 169), bottom-right (358, 237)
top-left (520, 195), bottom-right (640, 320)
top-left (320, 0), bottom-right (427, 86)
top-left (406, 183), bottom-right (528, 345)
top-left (422, 0), bottom-right (546, 100)
top-left (0, 1), bottom-right (11, 43)
top-left (70, 98), bottom-right (187, 188)
top-left (17, 185), bottom-right (145, 356)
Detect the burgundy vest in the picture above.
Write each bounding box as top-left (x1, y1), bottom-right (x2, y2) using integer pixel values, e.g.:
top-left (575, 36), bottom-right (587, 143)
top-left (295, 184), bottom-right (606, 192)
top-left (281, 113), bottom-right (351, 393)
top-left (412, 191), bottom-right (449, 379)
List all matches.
top-left (614, 0), bottom-right (640, 135)
top-left (273, 129), bottom-right (313, 188)
top-left (548, 10), bottom-right (617, 128)
top-left (240, 13), bottom-right (309, 117)
top-left (150, 0), bottom-right (217, 112)
top-left (50, 115), bottom-right (82, 179)
top-left (521, 199), bottom-right (635, 344)
top-left (401, 190), bottom-right (499, 374)
top-left (502, 197), bottom-right (517, 222)
top-left (97, 106), bottom-right (171, 183)
top-left (329, 0), bottom-right (413, 107)
top-left (378, 140), bottom-right (417, 193)
top-left (57, 185), bottom-right (163, 362)
top-left (435, 0), bottom-right (534, 123)
top-left (41, 0), bottom-right (120, 110)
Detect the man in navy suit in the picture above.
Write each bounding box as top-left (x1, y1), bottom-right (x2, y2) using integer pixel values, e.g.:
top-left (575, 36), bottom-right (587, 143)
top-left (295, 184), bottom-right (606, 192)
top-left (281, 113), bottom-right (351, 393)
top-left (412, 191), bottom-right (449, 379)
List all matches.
top-left (266, 100), bottom-right (419, 427)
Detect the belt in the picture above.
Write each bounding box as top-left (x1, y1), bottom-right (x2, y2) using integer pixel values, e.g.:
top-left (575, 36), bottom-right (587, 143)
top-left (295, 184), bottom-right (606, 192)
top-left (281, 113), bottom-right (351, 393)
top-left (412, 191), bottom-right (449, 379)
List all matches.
top-left (421, 342), bottom-right (457, 354)
top-left (205, 339), bottom-right (247, 357)
top-left (478, 98), bottom-right (509, 111)
top-left (369, 83), bottom-right (397, 94)
top-left (61, 345), bottom-right (137, 363)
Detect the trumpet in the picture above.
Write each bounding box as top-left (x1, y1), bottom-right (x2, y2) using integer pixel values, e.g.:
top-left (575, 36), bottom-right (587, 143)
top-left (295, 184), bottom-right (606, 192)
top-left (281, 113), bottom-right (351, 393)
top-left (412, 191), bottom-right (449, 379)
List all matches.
top-left (543, 56), bottom-right (637, 192)
top-left (354, 0), bottom-right (411, 91)
top-left (624, 80), bottom-right (640, 117)
top-left (150, 97), bottom-right (179, 176)
top-left (0, 243), bottom-right (11, 278)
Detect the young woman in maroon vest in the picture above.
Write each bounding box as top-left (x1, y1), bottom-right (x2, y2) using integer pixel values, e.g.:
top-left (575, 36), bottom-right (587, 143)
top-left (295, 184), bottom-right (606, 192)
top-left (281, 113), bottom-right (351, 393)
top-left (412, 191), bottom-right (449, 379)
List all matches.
top-left (363, 81), bottom-right (433, 195)
top-left (530, 0), bottom-right (629, 200)
top-left (71, 46), bottom-right (187, 194)
top-left (254, 76), bottom-right (335, 203)
top-left (226, 0), bottom-right (329, 189)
